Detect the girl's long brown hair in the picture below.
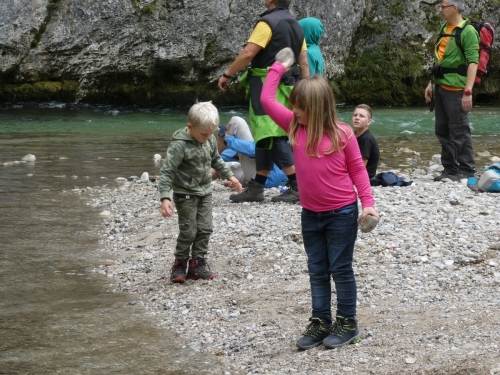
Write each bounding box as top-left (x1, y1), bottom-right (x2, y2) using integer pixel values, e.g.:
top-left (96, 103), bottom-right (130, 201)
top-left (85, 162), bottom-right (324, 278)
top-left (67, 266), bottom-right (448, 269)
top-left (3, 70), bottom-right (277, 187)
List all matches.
top-left (288, 76), bottom-right (350, 157)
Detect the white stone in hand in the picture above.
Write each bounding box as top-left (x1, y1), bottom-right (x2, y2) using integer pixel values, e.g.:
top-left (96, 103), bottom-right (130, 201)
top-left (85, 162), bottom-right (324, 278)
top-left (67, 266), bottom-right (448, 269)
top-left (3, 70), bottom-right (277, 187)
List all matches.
top-left (275, 48), bottom-right (295, 70)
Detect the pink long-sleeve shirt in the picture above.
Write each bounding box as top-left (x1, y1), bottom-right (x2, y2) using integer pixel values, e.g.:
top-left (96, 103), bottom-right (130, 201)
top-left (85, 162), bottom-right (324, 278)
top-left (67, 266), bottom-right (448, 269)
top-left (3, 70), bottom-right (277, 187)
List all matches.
top-left (261, 62), bottom-right (375, 212)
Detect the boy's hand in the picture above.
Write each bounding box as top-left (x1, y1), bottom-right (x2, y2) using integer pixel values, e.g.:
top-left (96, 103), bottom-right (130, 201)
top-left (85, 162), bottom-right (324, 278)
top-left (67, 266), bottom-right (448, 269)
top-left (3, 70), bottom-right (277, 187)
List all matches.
top-left (228, 177), bottom-right (243, 193)
top-left (275, 47), bottom-right (295, 71)
top-left (161, 199), bottom-right (175, 218)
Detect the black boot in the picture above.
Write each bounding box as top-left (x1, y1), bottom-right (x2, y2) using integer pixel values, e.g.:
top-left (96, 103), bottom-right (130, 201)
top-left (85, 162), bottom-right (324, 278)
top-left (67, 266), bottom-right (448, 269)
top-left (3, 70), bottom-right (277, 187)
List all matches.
top-left (271, 180), bottom-right (299, 203)
top-left (322, 315), bottom-right (362, 348)
top-left (187, 258), bottom-right (216, 280)
top-left (229, 179), bottom-right (265, 202)
top-left (170, 259), bottom-right (188, 283)
top-left (295, 317), bottom-right (331, 350)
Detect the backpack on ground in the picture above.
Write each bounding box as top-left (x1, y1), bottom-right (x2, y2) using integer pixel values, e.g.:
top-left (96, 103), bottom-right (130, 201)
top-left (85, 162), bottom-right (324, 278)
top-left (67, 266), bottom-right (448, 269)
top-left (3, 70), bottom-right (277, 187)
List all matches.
top-left (467, 163), bottom-right (500, 192)
top-left (436, 20), bottom-right (495, 84)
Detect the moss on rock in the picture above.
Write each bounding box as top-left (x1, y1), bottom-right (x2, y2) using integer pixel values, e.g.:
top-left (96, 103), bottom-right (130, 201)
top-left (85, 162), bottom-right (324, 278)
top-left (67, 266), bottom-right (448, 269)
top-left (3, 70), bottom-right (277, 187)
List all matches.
top-left (0, 80), bottom-right (78, 102)
top-left (0, 77), bottom-right (246, 107)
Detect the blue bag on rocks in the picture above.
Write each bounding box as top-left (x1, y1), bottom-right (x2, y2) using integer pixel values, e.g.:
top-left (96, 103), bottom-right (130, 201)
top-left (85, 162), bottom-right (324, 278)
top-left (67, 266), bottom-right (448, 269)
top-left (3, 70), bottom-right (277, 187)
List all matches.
top-left (468, 163), bottom-right (500, 192)
top-left (370, 172), bottom-right (412, 187)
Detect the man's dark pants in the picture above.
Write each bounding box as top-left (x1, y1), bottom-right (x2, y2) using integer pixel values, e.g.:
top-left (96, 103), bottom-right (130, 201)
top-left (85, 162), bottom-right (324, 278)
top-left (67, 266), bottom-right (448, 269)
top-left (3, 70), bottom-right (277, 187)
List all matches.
top-left (434, 85), bottom-right (475, 176)
top-left (173, 194), bottom-right (212, 260)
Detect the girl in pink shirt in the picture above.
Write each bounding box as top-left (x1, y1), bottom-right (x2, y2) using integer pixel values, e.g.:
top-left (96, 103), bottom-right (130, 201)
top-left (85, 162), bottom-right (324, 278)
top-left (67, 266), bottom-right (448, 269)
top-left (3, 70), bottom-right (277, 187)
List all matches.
top-left (260, 51), bottom-right (379, 350)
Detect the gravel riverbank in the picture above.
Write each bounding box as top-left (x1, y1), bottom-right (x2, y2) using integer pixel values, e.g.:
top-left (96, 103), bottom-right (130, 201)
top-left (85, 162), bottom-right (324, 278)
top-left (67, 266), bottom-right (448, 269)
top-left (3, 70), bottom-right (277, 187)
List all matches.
top-left (81, 157), bottom-right (500, 375)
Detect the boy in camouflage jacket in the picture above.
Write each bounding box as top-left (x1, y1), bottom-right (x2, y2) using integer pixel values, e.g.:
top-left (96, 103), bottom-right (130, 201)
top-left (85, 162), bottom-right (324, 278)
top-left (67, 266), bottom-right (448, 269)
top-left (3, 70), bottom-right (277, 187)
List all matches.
top-left (158, 102), bottom-right (242, 283)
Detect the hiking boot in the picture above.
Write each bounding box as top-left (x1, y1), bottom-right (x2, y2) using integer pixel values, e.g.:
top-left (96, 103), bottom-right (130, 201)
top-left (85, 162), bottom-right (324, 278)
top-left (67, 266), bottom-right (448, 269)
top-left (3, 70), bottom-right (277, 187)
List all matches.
top-left (458, 170), bottom-right (476, 178)
top-left (187, 258), bottom-right (216, 280)
top-left (323, 315), bottom-right (362, 349)
top-left (434, 172), bottom-right (461, 182)
top-left (229, 179), bottom-right (264, 202)
top-left (271, 180), bottom-right (299, 203)
top-left (295, 317), bottom-right (331, 350)
top-left (170, 259), bottom-right (188, 283)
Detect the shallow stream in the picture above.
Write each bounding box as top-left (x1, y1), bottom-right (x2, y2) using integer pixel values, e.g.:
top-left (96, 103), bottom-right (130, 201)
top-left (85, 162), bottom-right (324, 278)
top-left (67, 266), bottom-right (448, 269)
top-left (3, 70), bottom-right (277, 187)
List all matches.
top-left (0, 103), bottom-right (498, 373)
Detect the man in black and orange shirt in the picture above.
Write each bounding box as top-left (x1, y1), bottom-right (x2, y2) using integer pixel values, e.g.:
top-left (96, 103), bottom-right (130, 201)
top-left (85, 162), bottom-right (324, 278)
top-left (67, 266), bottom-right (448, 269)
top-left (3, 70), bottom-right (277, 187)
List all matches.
top-left (424, 0), bottom-right (479, 182)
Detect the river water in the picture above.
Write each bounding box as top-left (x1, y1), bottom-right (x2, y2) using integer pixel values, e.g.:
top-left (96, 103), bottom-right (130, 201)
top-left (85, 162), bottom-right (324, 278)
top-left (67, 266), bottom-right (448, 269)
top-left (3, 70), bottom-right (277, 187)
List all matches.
top-left (1, 103), bottom-right (499, 373)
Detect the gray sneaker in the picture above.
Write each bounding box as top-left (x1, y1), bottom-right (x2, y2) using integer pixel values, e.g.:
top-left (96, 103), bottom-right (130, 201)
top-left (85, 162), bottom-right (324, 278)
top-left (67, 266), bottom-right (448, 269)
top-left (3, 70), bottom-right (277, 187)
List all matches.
top-left (229, 180), bottom-right (264, 202)
top-left (271, 180), bottom-right (299, 203)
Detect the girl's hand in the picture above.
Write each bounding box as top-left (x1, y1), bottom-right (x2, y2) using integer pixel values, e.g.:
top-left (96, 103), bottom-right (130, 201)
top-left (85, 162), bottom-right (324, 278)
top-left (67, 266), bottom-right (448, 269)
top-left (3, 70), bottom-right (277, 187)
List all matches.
top-left (275, 47), bottom-right (295, 71)
top-left (228, 177), bottom-right (243, 193)
top-left (161, 199), bottom-right (175, 218)
top-left (360, 207), bottom-right (379, 221)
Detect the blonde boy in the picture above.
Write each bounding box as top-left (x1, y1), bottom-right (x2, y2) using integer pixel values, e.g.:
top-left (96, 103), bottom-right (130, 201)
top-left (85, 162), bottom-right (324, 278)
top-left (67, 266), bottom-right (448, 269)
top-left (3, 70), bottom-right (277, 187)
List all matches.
top-left (158, 102), bottom-right (242, 283)
top-left (352, 104), bottom-right (380, 178)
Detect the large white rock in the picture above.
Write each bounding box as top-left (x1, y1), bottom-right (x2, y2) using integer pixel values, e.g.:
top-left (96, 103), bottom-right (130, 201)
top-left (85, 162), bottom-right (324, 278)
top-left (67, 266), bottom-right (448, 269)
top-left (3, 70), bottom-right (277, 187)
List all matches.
top-left (431, 154), bottom-right (441, 165)
top-left (22, 154), bottom-right (36, 161)
top-left (140, 172), bottom-right (149, 182)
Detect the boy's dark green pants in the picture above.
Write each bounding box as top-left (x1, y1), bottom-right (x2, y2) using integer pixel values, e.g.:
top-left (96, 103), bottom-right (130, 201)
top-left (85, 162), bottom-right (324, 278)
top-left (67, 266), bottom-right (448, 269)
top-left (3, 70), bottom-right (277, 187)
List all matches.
top-left (172, 194), bottom-right (213, 260)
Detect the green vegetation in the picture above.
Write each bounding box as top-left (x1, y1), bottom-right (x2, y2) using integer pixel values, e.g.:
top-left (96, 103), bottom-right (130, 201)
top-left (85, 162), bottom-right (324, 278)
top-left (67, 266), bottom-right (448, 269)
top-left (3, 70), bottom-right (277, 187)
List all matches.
top-left (142, 1), bottom-right (157, 14)
top-left (131, 0), bottom-right (157, 14)
top-left (358, 17), bottom-right (390, 35)
top-left (0, 81), bottom-right (79, 102)
top-left (31, 0), bottom-right (62, 48)
top-left (388, 2), bottom-right (405, 17)
top-left (47, 0), bottom-right (61, 11)
top-left (0, 75), bottom-right (247, 107)
top-left (205, 41), bottom-right (215, 56)
top-left (336, 38), bottom-right (426, 106)
top-left (421, 2), bottom-right (442, 32)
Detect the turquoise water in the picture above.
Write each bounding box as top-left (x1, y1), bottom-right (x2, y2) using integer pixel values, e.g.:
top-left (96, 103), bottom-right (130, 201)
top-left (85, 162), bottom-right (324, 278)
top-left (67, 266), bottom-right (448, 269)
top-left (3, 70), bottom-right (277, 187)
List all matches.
top-left (339, 106), bottom-right (500, 137)
top-left (2, 103), bottom-right (499, 136)
top-left (2, 103), bottom-right (498, 173)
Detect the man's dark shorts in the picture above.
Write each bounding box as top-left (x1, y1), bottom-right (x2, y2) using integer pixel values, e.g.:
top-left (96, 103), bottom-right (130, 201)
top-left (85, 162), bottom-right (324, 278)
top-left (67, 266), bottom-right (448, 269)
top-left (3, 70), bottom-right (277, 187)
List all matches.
top-left (255, 136), bottom-right (294, 170)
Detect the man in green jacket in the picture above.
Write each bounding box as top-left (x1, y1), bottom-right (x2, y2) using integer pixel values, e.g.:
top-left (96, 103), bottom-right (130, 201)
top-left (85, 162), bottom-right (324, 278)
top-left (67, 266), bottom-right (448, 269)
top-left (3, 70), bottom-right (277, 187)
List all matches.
top-left (424, 0), bottom-right (479, 182)
top-left (218, 0), bottom-right (308, 203)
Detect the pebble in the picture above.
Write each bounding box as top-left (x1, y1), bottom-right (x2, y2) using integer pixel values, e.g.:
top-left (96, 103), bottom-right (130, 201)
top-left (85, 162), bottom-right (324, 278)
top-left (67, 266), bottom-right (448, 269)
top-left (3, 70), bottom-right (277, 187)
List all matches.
top-left (82, 154), bottom-right (500, 374)
top-left (22, 154), bottom-right (36, 161)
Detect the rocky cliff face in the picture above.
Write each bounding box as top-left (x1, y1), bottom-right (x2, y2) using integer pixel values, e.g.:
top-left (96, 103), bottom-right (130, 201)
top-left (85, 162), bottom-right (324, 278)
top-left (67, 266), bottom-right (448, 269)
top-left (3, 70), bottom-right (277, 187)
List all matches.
top-left (0, 0), bottom-right (498, 106)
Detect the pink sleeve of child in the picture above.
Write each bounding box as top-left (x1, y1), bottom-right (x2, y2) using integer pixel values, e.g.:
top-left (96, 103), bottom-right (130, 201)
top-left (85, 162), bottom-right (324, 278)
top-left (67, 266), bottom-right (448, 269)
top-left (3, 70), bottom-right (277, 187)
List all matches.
top-left (343, 128), bottom-right (375, 208)
top-left (260, 62), bottom-right (294, 131)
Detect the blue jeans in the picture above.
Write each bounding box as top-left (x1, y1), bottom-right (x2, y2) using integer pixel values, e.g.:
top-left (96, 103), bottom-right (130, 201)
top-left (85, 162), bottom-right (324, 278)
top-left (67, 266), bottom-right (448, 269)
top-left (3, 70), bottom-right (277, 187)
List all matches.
top-left (301, 202), bottom-right (358, 323)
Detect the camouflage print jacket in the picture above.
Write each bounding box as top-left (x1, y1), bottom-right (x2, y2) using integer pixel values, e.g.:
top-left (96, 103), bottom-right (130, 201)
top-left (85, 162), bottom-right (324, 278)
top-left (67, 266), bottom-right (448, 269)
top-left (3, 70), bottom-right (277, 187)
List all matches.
top-left (158, 127), bottom-right (233, 200)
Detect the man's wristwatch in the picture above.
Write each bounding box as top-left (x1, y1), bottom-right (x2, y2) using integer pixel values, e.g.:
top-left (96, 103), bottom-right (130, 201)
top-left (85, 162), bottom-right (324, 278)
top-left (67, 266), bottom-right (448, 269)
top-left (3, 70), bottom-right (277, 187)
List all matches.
top-left (222, 72), bottom-right (232, 79)
top-left (463, 89), bottom-right (473, 96)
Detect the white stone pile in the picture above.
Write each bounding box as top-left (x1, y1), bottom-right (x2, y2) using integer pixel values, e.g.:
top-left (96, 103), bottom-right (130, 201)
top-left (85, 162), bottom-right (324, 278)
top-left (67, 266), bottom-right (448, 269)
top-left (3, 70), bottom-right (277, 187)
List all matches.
top-left (81, 155), bottom-right (500, 375)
